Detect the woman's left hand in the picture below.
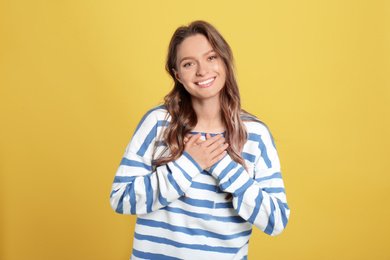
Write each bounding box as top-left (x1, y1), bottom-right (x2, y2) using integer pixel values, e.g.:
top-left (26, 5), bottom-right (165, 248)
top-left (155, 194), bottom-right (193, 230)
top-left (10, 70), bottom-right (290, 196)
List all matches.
top-left (184, 134), bottom-right (203, 146)
top-left (184, 133), bottom-right (226, 172)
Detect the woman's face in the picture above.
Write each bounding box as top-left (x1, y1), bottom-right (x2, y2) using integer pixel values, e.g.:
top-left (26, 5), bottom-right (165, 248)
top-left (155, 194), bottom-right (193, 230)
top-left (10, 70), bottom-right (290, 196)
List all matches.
top-left (173, 34), bottom-right (226, 103)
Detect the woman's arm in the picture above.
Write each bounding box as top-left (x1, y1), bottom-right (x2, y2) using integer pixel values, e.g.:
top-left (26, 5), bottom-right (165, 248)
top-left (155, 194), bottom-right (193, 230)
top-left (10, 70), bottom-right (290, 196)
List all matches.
top-left (209, 124), bottom-right (290, 236)
top-left (110, 108), bottom-right (203, 215)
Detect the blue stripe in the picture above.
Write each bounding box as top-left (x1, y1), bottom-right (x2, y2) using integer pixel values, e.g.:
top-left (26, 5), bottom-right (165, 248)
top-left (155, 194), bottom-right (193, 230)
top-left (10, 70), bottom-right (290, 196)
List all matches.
top-left (264, 197), bottom-right (276, 235)
top-left (155, 141), bottom-right (167, 147)
top-left (158, 192), bottom-right (169, 207)
top-left (209, 153), bottom-right (228, 173)
top-left (162, 206), bottom-right (246, 223)
top-left (277, 200), bottom-right (289, 228)
top-left (240, 114), bottom-right (253, 119)
top-left (180, 197), bottom-right (233, 209)
top-left (233, 178), bottom-right (255, 197)
top-left (115, 189), bottom-right (125, 214)
top-left (137, 218), bottom-right (251, 240)
top-left (236, 192), bottom-right (244, 213)
top-left (166, 167), bottom-right (184, 196)
top-left (214, 201), bottom-right (233, 209)
top-left (200, 170), bottom-right (211, 176)
top-left (153, 121), bottom-right (169, 148)
top-left (255, 172), bottom-right (282, 182)
top-left (157, 120), bottom-right (168, 127)
top-left (132, 248), bottom-right (182, 260)
top-left (242, 152), bottom-right (256, 163)
top-left (258, 135), bottom-right (272, 168)
top-left (247, 190), bottom-right (264, 223)
top-left (181, 197), bottom-right (214, 208)
top-left (135, 119), bottom-right (168, 158)
top-left (190, 132), bottom-right (226, 137)
top-left (248, 133), bottom-right (259, 142)
top-left (248, 133), bottom-right (272, 168)
top-left (134, 232), bottom-right (240, 254)
top-left (219, 167), bottom-right (244, 191)
top-left (260, 121), bottom-right (277, 149)
top-left (129, 184), bottom-right (137, 214)
top-left (217, 160), bottom-right (237, 182)
top-left (110, 189), bottom-right (117, 199)
top-left (190, 181), bottom-right (218, 192)
top-left (182, 151), bottom-right (202, 172)
top-left (172, 161), bottom-right (192, 182)
top-left (144, 175), bottom-right (153, 213)
top-left (113, 176), bottom-right (136, 183)
top-left (132, 105), bottom-right (164, 137)
top-left (240, 114), bottom-right (258, 121)
top-left (216, 186), bottom-right (225, 193)
top-left (137, 123), bottom-right (157, 157)
top-left (115, 183), bottom-right (136, 214)
top-left (250, 120), bottom-right (277, 149)
top-left (262, 187), bottom-right (285, 194)
top-left (120, 158), bottom-right (152, 171)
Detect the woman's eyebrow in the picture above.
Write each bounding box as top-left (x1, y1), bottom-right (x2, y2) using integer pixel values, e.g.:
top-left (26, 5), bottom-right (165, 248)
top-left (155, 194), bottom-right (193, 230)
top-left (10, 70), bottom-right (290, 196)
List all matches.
top-left (204, 49), bottom-right (216, 56)
top-left (179, 49), bottom-right (216, 64)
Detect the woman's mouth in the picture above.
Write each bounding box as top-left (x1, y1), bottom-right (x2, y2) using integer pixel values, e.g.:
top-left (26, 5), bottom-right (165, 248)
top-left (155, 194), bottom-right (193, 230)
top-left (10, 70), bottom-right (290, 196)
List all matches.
top-left (195, 77), bottom-right (216, 88)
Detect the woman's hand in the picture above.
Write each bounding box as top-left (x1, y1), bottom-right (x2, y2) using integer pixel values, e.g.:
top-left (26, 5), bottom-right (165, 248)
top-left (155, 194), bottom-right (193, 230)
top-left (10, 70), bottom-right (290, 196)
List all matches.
top-left (183, 134), bottom-right (203, 146)
top-left (184, 133), bottom-right (228, 171)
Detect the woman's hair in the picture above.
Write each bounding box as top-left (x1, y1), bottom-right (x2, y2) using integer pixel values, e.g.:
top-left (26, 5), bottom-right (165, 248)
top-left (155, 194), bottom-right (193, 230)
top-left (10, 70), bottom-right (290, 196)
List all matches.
top-left (154, 20), bottom-right (250, 171)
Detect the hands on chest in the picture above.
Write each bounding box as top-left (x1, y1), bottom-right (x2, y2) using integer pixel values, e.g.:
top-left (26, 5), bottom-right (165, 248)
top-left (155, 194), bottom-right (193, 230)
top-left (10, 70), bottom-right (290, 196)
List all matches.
top-left (183, 133), bottom-right (228, 171)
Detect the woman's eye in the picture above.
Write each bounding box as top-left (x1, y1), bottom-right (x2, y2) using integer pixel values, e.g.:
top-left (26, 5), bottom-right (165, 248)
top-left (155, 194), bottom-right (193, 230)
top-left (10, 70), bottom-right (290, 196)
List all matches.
top-left (183, 62), bottom-right (193, 67)
top-left (208, 56), bottom-right (216, 61)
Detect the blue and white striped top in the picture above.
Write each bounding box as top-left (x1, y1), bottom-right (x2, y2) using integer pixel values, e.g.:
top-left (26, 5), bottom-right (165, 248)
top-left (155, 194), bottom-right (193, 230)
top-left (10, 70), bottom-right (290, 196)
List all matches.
top-left (110, 105), bottom-right (290, 260)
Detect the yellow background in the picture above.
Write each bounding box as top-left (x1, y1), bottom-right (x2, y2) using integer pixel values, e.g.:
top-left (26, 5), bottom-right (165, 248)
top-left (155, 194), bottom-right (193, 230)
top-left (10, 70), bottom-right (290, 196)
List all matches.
top-left (1, 1), bottom-right (389, 259)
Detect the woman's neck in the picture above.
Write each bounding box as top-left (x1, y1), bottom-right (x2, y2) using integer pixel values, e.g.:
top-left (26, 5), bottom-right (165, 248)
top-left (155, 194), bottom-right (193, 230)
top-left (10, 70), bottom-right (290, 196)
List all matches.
top-left (191, 97), bottom-right (225, 133)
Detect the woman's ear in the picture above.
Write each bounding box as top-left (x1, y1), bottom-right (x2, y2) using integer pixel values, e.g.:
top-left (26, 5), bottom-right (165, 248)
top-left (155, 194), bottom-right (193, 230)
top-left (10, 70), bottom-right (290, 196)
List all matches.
top-left (172, 68), bottom-right (182, 83)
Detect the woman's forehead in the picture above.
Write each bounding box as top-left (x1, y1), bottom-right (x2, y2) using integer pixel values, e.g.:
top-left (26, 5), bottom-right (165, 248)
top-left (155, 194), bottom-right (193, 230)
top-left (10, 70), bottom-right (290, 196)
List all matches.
top-left (176, 34), bottom-right (214, 60)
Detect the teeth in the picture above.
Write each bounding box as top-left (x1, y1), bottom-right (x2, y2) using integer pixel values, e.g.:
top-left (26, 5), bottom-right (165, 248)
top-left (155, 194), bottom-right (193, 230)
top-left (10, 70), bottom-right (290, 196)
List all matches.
top-left (198, 78), bottom-right (215, 85)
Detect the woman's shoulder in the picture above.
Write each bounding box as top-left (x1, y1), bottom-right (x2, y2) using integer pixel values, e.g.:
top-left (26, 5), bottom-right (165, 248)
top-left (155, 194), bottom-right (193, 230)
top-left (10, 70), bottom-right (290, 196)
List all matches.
top-left (241, 111), bottom-right (271, 135)
top-left (134, 105), bottom-right (169, 131)
top-left (141, 105), bottom-right (169, 120)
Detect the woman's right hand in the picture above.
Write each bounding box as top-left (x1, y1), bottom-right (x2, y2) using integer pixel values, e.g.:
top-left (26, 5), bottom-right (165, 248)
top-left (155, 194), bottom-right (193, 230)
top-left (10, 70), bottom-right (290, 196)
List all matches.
top-left (184, 133), bottom-right (228, 171)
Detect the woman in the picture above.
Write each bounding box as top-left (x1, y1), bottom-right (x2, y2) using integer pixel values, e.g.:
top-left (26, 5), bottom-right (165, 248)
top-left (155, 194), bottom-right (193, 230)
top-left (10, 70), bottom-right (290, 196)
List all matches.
top-left (110, 20), bottom-right (289, 260)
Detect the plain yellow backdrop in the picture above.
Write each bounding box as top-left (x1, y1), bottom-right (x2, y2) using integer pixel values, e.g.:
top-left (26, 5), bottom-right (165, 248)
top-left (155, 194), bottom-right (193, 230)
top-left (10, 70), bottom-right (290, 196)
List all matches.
top-left (1, 1), bottom-right (389, 259)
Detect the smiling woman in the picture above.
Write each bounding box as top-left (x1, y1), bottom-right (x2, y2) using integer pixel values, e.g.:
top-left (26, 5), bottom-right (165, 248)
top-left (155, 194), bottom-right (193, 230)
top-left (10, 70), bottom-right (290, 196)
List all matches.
top-left (173, 34), bottom-right (226, 103)
top-left (110, 20), bottom-right (290, 260)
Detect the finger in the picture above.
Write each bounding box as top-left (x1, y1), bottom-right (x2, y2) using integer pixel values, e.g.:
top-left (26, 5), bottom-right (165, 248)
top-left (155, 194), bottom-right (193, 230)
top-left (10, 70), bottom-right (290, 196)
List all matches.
top-left (211, 143), bottom-right (229, 158)
top-left (184, 134), bottom-right (203, 145)
top-left (195, 138), bottom-right (204, 145)
top-left (202, 134), bottom-right (224, 147)
top-left (185, 133), bottom-right (201, 146)
top-left (210, 150), bottom-right (228, 165)
top-left (208, 137), bottom-right (226, 151)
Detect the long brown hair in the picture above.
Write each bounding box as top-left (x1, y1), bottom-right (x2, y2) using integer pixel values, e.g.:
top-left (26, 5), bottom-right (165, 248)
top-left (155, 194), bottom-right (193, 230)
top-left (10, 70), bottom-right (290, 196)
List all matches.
top-left (154, 20), bottom-right (249, 171)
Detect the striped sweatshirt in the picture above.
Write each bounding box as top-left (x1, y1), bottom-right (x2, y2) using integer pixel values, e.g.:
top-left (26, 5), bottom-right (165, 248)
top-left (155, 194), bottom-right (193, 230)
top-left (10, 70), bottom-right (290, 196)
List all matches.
top-left (110, 105), bottom-right (290, 260)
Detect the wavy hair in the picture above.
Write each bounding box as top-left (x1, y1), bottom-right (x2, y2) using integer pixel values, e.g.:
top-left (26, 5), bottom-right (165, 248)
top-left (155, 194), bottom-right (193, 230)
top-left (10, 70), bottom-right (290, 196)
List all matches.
top-left (154, 20), bottom-right (250, 172)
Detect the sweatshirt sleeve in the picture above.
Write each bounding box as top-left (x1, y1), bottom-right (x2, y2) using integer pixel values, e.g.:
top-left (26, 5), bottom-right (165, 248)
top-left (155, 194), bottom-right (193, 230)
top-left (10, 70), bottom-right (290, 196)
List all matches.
top-left (110, 108), bottom-right (203, 215)
top-left (209, 124), bottom-right (290, 236)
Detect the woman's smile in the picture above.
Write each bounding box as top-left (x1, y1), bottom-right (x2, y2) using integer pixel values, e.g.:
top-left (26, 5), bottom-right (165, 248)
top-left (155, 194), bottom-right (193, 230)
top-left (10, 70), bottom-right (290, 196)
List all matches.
top-left (195, 77), bottom-right (216, 88)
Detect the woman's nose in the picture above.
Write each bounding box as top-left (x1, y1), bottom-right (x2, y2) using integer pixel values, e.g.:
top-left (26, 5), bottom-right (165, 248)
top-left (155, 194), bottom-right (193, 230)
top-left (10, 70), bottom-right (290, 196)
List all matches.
top-left (196, 62), bottom-right (208, 76)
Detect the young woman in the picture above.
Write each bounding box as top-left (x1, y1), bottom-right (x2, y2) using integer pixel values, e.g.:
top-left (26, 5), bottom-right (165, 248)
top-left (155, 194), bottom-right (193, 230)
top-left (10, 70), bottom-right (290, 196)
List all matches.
top-left (110, 20), bottom-right (289, 260)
